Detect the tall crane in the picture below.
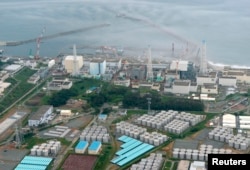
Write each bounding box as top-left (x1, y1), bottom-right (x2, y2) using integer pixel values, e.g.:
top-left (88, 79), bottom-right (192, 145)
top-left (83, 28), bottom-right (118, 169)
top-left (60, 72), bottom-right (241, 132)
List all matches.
top-left (35, 26), bottom-right (46, 60)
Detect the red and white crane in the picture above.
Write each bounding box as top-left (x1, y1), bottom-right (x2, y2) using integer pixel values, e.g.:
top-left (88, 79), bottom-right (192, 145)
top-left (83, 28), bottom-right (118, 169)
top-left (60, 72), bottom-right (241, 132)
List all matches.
top-left (35, 26), bottom-right (46, 60)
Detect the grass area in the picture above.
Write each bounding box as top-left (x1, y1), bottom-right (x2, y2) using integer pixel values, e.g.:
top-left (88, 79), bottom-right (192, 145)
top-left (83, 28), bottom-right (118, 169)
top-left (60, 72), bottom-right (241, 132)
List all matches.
top-left (94, 145), bottom-right (113, 170)
top-left (24, 134), bottom-right (47, 149)
top-left (0, 67), bottom-right (36, 112)
top-left (172, 161), bottom-right (178, 170)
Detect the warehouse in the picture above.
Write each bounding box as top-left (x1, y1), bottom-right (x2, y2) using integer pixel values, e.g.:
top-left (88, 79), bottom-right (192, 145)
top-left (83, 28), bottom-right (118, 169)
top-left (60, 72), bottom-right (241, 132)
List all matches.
top-left (75, 140), bottom-right (89, 154)
top-left (222, 114), bottom-right (236, 128)
top-left (88, 141), bottom-right (102, 155)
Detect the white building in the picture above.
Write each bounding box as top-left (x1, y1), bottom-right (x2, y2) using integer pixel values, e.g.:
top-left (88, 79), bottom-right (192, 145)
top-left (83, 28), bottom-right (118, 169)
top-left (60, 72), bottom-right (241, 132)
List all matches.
top-left (75, 141), bottom-right (89, 154)
top-left (114, 78), bottom-right (130, 87)
top-left (0, 71), bottom-right (9, 81)
top-left (239, 116), bottom-right (250, 129)
top-left (48, 59), bottom-right (55, 69)
top-left (28, 105), bottom-right (53, 127)
top-left (172, 80), bottom-right (191, 94)
top-left (201, 83), bottom-right (218, 94)
top-left (60, 110), bottom-right (72, 117)
top-left (219, 77), bottom-right (237, 87)
top-left (223, 70), bottom-right (250, 83)
top-left (0, 81), bottom-right (11, 95)
top-left (222, 114), bottom-right (236, 128)
top-left (63, 55), bottom-right (83, 74)
top-left (189, 161), bottom-right (206, 170)
top-left (27, 74), bottom-right (40, 84)
top-left (88, 141), bottom-right (102, 155)
top-left (4, 64), bottom-right (23, 74)
top-left (106, 58), bottom-right (122, 69)
top-left (170, 60), bottom-right (188, 71)
top-left (89, 59), bottom-right (106, 75)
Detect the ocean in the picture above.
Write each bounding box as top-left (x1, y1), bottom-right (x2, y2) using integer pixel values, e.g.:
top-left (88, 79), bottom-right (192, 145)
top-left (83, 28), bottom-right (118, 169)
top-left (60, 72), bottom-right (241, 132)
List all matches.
top-left (1, 0), bottom-right (250, 67)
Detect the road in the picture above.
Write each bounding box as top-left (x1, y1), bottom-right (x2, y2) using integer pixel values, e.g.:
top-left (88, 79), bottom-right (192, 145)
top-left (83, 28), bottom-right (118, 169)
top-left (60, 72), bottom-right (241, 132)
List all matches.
top-left (52, 115), bottom-right (97, 170)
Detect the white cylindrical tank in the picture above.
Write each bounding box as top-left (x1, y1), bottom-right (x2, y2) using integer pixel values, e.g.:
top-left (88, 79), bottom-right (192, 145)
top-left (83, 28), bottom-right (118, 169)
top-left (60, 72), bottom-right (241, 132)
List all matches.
top-left (192, 152), bottom-right (198, 160)
top-left (43, 149), bottom-right (49, 156)
top-left (186, 152), bottom-right (192, 160)
top-left (240, 143), bottom-right (247, 150)
top-left (219, 135), bottom-right (225, 142)
top-left (30, 149), bottom-right (36, 156)
top-left (229, 140), bottom-right (234, 147)
top-left (198, 153), bottom-right (205, 161)
top-left (36, 149), bottom-right (42, 156)
top-left (234, 142), bottom-right (240, 149)
top-left (172, 151), bottom-right (178, 159)
top-left (225, 149), bottom-right (232, 154)
top-left (179, 152), bottom-right (185, 159)
top-left (214, 133), bottom-right (220, 140)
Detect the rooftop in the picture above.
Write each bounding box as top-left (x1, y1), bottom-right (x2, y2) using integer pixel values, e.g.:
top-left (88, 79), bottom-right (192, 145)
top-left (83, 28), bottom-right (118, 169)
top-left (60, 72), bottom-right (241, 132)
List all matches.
top-left (89, 141), bottom-right (101, 151)
top-left (174, 80), bottom-right (190, 86)
top-left (76, 141), bottom-right (88, 150)
top-left (30, 105), bottom-right (52, 120)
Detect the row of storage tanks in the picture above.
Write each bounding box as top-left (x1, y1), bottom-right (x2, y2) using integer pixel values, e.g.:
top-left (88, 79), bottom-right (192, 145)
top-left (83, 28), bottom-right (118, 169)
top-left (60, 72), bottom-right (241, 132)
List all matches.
top-left (139, 132), bottom-right (169, 146)
top-left (30, 140), bottom-right (61, 157)
top-left (116, 121), bottom-right (147, 139)
top-left (116, 121), bottom-right (169, 146)
top-left (208, 126), bottom-right (250, 150)
top-left (135, 110), bottom-right (203, 134)
top-left (172, 145), bottom-right (233, 161)
top-left (164, 119), bottom-right (189, 134)
top-left (80, 125), bottom-right (110, 143)
top-left (130, 153), bottom-right (163, 170)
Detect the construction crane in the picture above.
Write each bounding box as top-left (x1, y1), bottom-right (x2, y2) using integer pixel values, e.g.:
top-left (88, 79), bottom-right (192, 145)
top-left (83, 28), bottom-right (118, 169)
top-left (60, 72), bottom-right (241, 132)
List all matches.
top-left (0, 23), bottom-right (110, 47)
top-left (35, 26), bottom-right (46, 60)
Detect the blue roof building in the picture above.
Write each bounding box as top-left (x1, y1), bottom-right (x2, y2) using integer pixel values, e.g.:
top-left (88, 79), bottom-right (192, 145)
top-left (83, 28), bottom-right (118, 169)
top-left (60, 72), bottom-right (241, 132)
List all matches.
top-left (98, 114), bottom-right (107, 121)
top-left (88, 141), bottom-right (102, 155)
top-left (75, 140), bottom-right (89, 154)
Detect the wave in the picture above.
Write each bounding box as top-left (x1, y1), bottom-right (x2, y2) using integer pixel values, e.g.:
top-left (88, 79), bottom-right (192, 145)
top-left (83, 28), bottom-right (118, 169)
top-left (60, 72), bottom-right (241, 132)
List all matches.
top-left (208, 61), bottom-right (250, 69)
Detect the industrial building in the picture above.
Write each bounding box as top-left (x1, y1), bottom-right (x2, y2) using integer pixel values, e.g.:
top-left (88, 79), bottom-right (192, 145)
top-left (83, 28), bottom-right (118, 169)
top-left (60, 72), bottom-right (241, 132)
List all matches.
top-left (170, 60), bottom-right (189, 71)
top-left (113, 77), bottom-right (130, 87)
top-left (164, 80), bottom-right (197, 94)
top-left (43, 125), bottom-right (71, 138)
top-left (47, 78), bottom-right (72, 91)
top-left (60, 110), bottom-right (72, 117)
top-left (201, 83), bottom-right (218, 94)
top-left (239, 116), bottom-right (250, 129)
top-left (0, 81), bottom-right (11, 95)
top-left (4, 64), bottom-right (23, 74)
top-left (98, 114), bottom-right (107, 121)
top-left (48, 59), bottom-right (55, 69)
top-left (189, 161), bottom-right (206, 170)
top-left (28, 105), bottom-right (53, 127)
top-left (15, 156), bottom-right (53, 170)
top-left (88, 141), bottom-right (102, 155)
top-left (222, 69), bottom-right (250, 83)
top-left (0, 70), bottom-right (9, 81)
top-left (89, 59), bottom-right (106, 75)
top-left (27, 73), bottom-right (40, 84)
top-left (111, 136), bottom-right (154, 167)
top-left (75, 140), bottom-right (89, 154)
top-left (63, 55), bottom-right (83, 74)
top-left (130, 65), bottom-right (146, 80)
top-left (196, 71), bottom-right (218, 86)
top-left (222, 114), bottom-right (236, 128)
top-left (219, 77), bottom-right (237, 87)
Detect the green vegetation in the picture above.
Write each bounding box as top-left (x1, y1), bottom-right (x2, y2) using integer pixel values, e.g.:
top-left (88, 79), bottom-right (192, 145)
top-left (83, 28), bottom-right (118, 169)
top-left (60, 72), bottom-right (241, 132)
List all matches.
top-left (0, 67), bottom-right (36, 112)
top-left (24, 134), bottom-right (47, 149)
top-left (163, 160), bottom-right (173, 170)
top-left (94, 145), bottom-right (113, 170)
top-left (172, 161), bottom-right (178, 170)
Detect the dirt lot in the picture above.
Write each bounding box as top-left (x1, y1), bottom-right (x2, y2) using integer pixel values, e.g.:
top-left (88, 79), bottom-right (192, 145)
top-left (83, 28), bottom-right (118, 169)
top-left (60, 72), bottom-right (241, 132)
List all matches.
top-left (62, 154), bottom-right (98, 170)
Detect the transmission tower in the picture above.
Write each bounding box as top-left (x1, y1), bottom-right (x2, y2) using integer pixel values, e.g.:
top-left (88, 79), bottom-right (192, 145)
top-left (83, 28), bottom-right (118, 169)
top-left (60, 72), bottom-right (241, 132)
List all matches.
top-left (14, 123), bottom-right (24, 148)
top-left (146, 45), bottom-right (153, 82)
top-left (200, 40), bottom-right (207, 75)
top-left (147, 97), bottom-right (151, 114)
top-left (72, 44), bottom-right (79, 76)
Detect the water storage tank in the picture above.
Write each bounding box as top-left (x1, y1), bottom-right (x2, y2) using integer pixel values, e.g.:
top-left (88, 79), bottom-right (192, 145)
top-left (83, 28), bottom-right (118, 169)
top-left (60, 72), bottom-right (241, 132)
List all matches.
top-left (206, 145), bottom-right (213, 149)
top-left (43, 149), bottom-right (49, 156)
top-left (198, 153), bottom-right (205, 161)
top-left (186, 152), bottom-right (192, 160)
top-left (208, 132), bottom-right (214, 139)
top-left (214, 133), bottom-right (220, 140)
top-left (219, 149), bottom-right (225, 154)
top-left (219, 135), bottom-right (225, 142)
top-left (36, 149), bottom-right (42, 156)
top-left (234, 142), bottom-right (240, 149)
top-left (30, 149), bottom-right (36, 156)
top-left (229, 140), bottom-right (234, 147)
top-left (179, 152), bottom-right (185, 159)
top-left (192, 152), bottom-right (198, 160)
top-left (225, 149), bottom-right (232, 154)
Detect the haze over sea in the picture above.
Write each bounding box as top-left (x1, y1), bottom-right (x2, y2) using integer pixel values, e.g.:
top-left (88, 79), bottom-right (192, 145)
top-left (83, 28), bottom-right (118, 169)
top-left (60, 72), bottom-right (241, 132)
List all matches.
top-left (1, 0), bottom-right (250, 67)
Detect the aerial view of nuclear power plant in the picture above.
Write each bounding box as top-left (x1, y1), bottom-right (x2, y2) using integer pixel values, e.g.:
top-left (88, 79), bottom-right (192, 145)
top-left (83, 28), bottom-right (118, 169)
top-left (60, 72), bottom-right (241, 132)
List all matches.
top-left (0, 2), bottom-right (250, 170)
